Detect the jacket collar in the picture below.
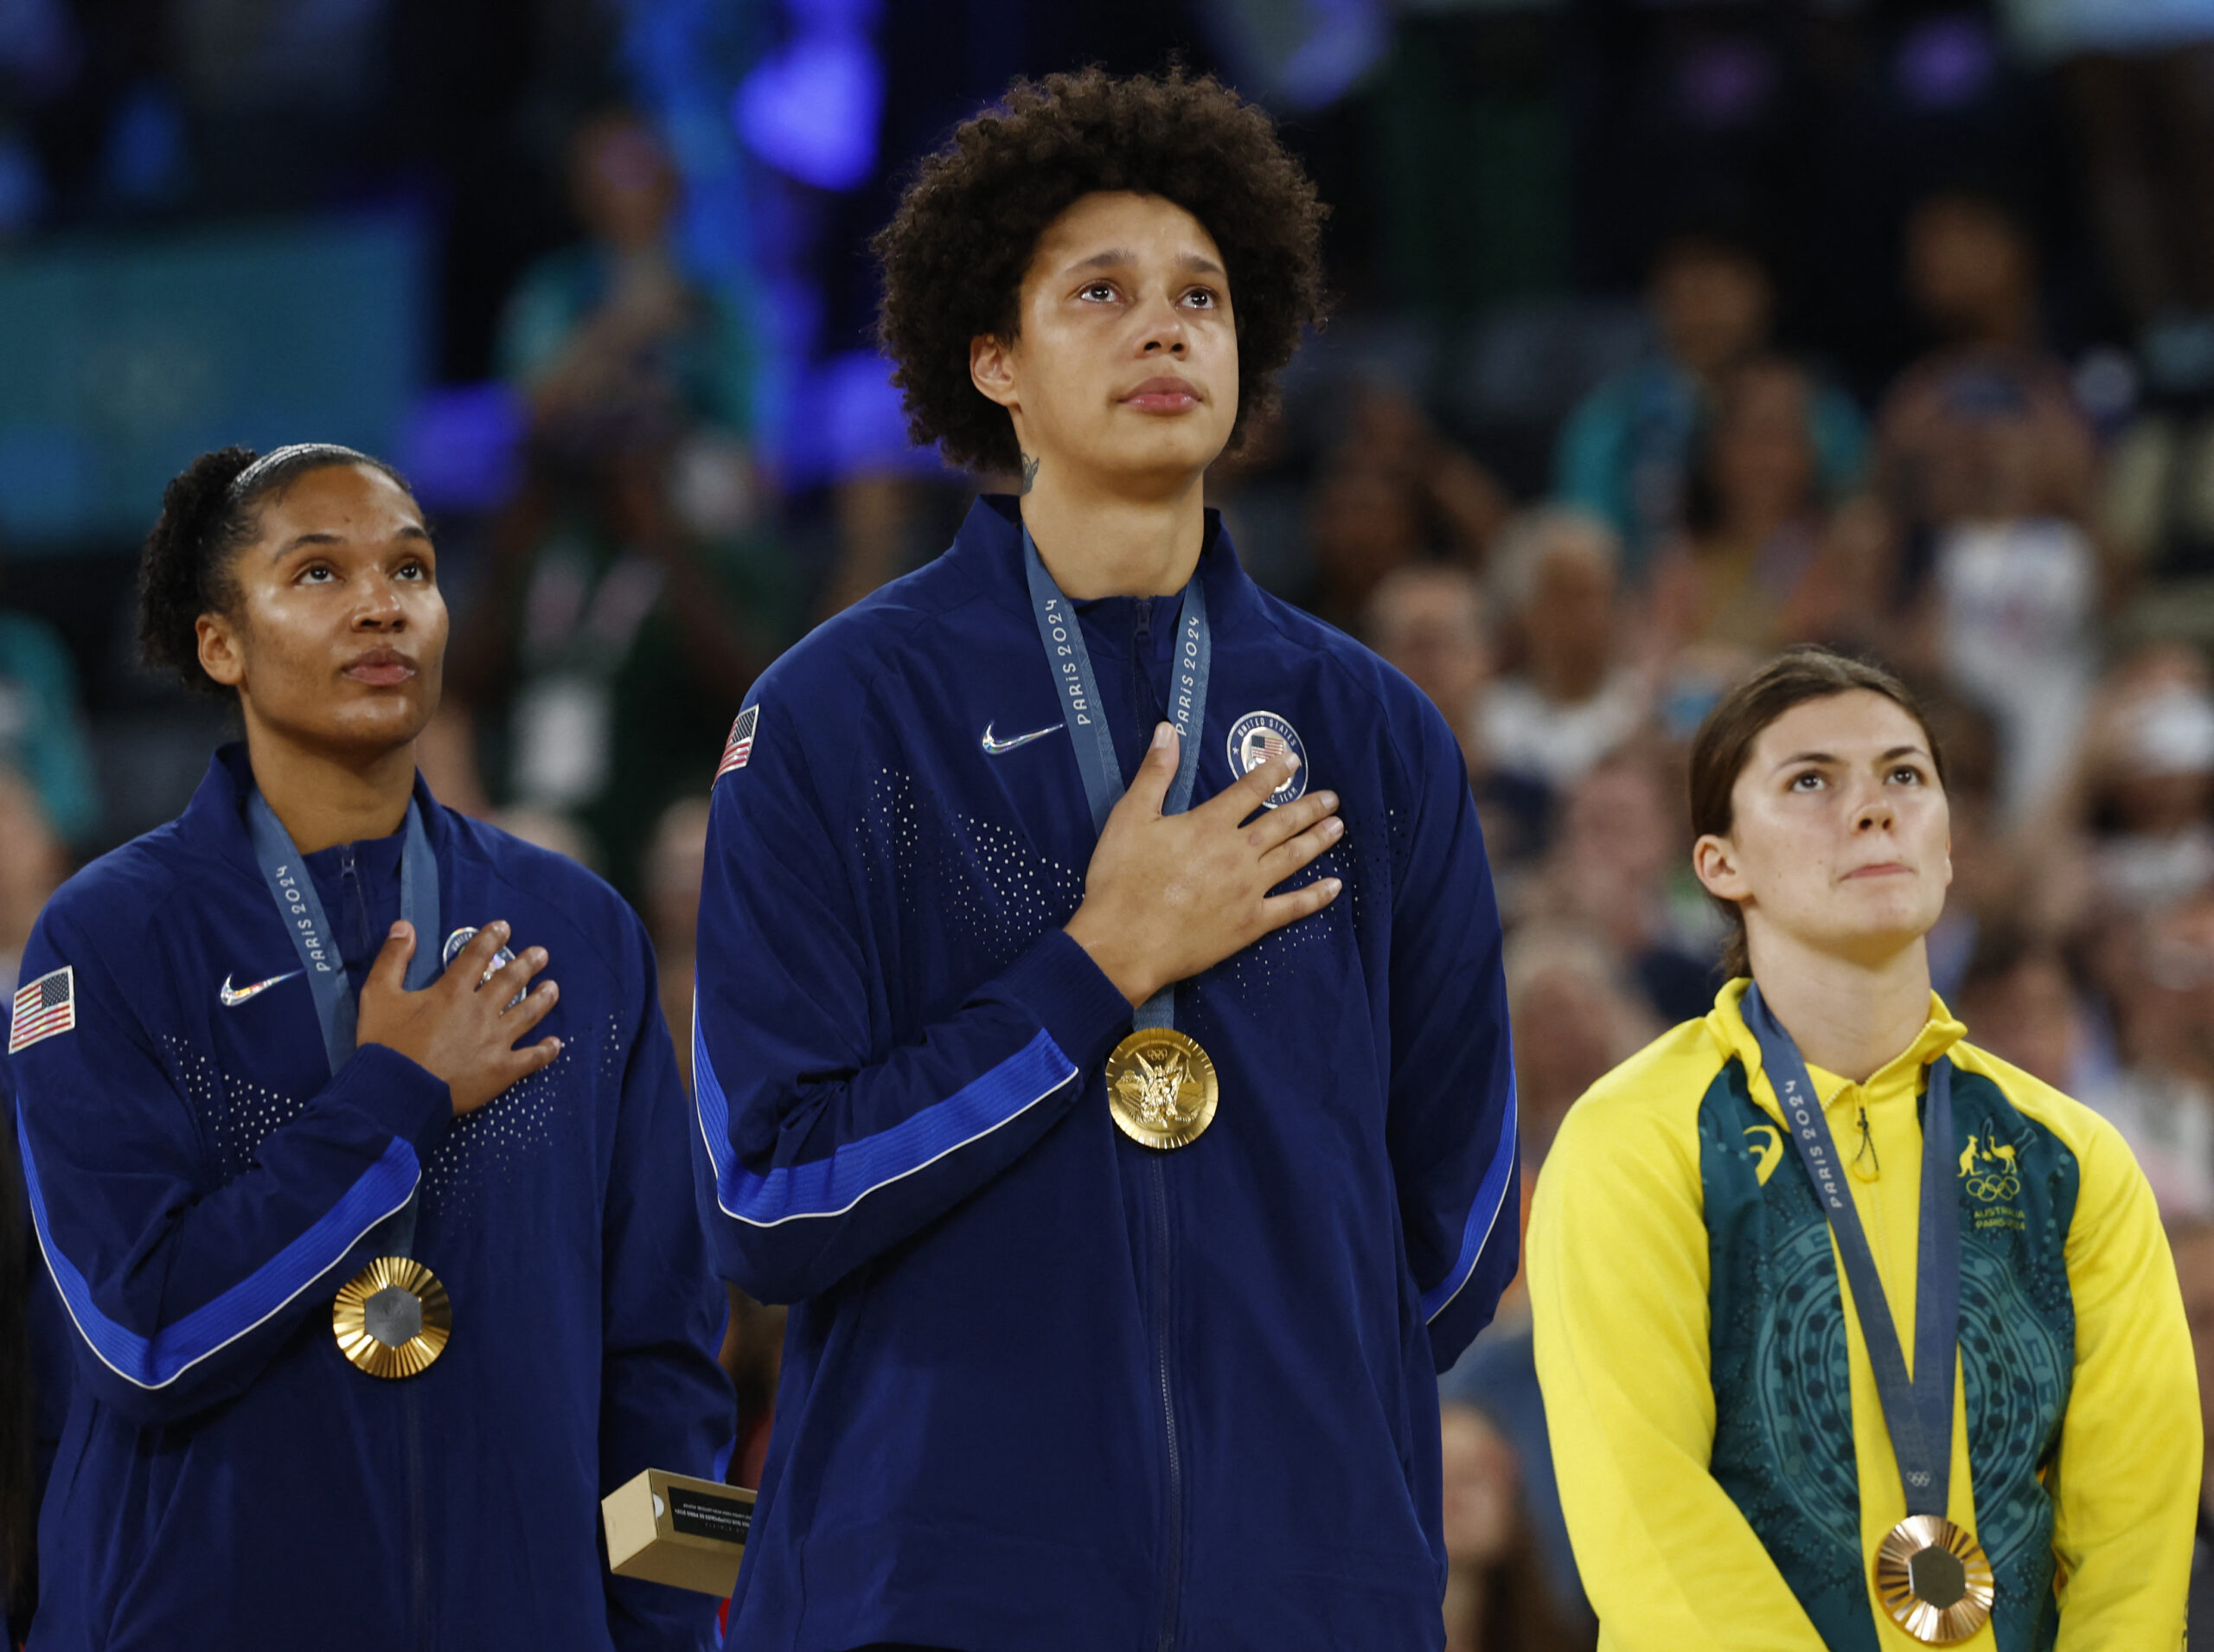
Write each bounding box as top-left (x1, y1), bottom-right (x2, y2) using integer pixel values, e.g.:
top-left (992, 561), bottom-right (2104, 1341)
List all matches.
top-left (1707, 976), bottom-right (1967, 1117)
top-left (949, 492), bottom-right (1262, 630)
top-left (182, 740), bottom-right (450, 872)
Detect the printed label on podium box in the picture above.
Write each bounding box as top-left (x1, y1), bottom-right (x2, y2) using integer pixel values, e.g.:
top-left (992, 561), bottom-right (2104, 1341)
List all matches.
top-left (603, 1468), bottom-right (756, 1596)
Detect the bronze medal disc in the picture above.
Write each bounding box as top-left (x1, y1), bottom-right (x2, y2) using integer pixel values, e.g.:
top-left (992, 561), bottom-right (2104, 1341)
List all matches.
top-left (1105, 1028), bottom-right (1219, 1149)
top-left (333, 1257), bottom-right (451, 1380)
top-left (1873, 1515), bottom-right (1995, 1644)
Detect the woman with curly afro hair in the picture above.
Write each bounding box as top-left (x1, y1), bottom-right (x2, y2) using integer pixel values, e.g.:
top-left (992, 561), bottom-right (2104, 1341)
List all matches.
top-left (694, 67), bottom-right (1521, 1652)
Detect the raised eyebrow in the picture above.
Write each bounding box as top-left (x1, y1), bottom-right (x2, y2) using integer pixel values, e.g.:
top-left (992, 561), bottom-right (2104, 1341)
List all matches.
top-left (1769, 744), bottom-right (1932, 774)
top-left (275, 523), bottom-right (434, 555)
top-left (1065, 250), bottom-right (1227, 279)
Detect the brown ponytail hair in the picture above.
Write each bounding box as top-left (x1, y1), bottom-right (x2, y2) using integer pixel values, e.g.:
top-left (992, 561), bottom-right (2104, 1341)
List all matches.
top-left (1689, 646), bottom-right (1948, 978)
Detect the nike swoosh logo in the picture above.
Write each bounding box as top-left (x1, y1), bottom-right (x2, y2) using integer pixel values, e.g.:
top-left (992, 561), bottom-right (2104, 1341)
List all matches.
top-left (220, 970), bottom-right (300, 1008)
top-left (980, 721), bottom-right (1064, 757)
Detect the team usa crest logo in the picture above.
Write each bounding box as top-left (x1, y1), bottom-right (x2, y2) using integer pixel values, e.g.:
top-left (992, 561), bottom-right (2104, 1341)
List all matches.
top-left (444, 926), bottom-right (526, 1008)
top-left (443, 926), bottom-right (517, 974)
top-left (1225, 711), bottom-right (1308, 808)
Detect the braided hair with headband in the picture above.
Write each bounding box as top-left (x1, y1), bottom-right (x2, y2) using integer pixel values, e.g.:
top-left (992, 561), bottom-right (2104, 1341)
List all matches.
top-left (136, 444), bottom-right (413, 695)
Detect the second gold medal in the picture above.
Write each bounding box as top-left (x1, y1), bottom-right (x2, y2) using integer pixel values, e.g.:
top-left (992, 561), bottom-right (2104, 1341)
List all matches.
top-left (1105, 1028), bottom-right (1218, 1149)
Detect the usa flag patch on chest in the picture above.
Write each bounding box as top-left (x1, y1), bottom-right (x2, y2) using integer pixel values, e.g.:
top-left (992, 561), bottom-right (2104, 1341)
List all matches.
top-left (10, 966), bottom-right (74, 1053)
top-left (715, 705), bottom-right (759, 782)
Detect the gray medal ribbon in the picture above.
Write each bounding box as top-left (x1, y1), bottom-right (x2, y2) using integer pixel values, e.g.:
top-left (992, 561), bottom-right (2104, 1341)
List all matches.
top-left (246, 790), bottom-right (440, 1254)
top-left (1744, 983), bottom-right (1961, 1519)
top-left (1021, 525), bottom-right (1210, 1033)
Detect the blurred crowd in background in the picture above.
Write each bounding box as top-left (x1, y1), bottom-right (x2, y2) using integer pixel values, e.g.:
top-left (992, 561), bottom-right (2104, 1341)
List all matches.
top-left (10, 0), bottom-right (2214, 1646)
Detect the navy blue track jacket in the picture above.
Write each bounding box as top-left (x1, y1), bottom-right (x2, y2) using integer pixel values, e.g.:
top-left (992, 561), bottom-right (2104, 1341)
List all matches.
top-left (3, 1060), bottom-right (74, 1648)
top-left (693, 496), bottom-right (1520, 1651)
top-left (12, 746), bottom-right (731, 1650)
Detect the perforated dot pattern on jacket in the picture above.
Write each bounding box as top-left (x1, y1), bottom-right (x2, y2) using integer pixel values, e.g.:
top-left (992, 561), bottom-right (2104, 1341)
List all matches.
top-left (855, 768), bottom-right (1086, 973)
top-left (1216, 806), bottom-right (1389, 1002)
top-left (175, 1034), bottom-right (311, 1183)
top-left (852, 768), bottom-right (1394, 1004)
top-left (168, 1015), bottom-right (610, 1214)
top-left (419, 1017), bottom-right (609, 1220)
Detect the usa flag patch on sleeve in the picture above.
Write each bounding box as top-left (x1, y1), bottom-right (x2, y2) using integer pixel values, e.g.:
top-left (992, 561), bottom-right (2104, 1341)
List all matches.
top-left (715, 706), bottom-right (759, 783)
top-left (10, 966), bottom-right (74, 1053)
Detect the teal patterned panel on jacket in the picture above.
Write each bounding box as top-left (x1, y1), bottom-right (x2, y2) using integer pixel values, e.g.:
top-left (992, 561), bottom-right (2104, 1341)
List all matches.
top-left (1949, 1067), bottom-right (2076, 1650)
top-left (1701, 1061), bottom-right (1874, 1651)
top-left (1698, 1059), bottom-right (2078, 1652)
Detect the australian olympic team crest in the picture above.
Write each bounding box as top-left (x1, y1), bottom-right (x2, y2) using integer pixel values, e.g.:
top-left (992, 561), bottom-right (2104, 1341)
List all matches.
top-left (1960, 1124), bottom-right (2027, 1233)
top-left (1225, 711), bottom-right (1309, 809)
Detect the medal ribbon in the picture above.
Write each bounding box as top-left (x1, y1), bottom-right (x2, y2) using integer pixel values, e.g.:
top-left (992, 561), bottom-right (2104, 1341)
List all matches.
top-left (1744, 984), bottom-right (1961, 1520)
top-left (246, 790), bottom-right (441, 1252)
top-left (1021, 525), bottom-right (1211, 1033)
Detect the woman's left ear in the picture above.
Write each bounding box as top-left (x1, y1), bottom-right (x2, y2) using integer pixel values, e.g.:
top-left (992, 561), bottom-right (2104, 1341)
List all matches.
top-left (970, 334), bottom-right (1020, 411)
top-left (196, 612), bottom-right (245, 689)
top-left (1692, 833), bottom-right (1749, 902)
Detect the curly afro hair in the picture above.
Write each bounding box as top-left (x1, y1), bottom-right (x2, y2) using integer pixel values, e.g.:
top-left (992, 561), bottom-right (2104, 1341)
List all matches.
top-left (873, 66), bottom-right (1328, 476)
top-left (138, 443), bottom-right (413, 695)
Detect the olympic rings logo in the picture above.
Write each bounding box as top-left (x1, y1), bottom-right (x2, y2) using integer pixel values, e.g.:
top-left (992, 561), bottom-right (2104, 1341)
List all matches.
top-left (1958, 1130), bottom-right (2021, 1204)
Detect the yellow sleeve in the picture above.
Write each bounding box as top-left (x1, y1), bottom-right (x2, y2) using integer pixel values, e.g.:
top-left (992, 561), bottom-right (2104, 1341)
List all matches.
top-left (2048, 1113), bottom-right (2198, 1650)
top-left (1529, 1041), bottom-right (1826, 1650)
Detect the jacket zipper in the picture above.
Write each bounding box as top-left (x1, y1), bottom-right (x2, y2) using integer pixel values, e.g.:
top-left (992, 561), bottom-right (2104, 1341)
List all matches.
top-left (343, 842), bottom-right (431, 1641)
top-left (1151, 1160), bottom-right (1182, 1652)
top-left (1852, 1104), bottom-right (1878, 1181)
top-left (408, 1390), bottom-right (430, 1644)
top-left (1853, 1094), bottom-right (1898, 1338)
top-left (340, 845), bottom-right (362, 948)
top-left (1127, 597), bottom-right (1183, 1649)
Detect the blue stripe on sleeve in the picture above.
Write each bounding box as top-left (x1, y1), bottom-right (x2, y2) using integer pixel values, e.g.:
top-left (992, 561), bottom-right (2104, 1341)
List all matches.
top-left (1420, 1077), bottom-right (1520, 1323)
top-left (693, 1001), bottom-right (1078, 1227)
top-left (17, 1109), bottom-right (419, 1390)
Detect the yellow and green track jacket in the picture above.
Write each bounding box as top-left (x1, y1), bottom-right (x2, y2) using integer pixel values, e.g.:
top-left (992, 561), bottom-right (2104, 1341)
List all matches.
top-left (1529, 980), bottom-right (2198, 1651)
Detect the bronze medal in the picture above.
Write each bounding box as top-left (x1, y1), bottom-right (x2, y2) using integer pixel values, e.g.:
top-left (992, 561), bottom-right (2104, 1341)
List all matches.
top-left (1873, 1515), bottom-right (1995, 1645)
top-left (333, 1256), bottom-right (451, 1380)
top-left (1104, 1028), bottom-right (1218, 1149)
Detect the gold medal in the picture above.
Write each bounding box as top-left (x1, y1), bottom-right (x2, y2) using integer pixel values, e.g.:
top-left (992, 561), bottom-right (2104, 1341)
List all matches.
top-left (1873, 1515), bottom-right (1994, 1644)
top-left (333, 1257), bottom-right (451, 1380)
top-left (1104, 1028), bottom-right (1218, 1149)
